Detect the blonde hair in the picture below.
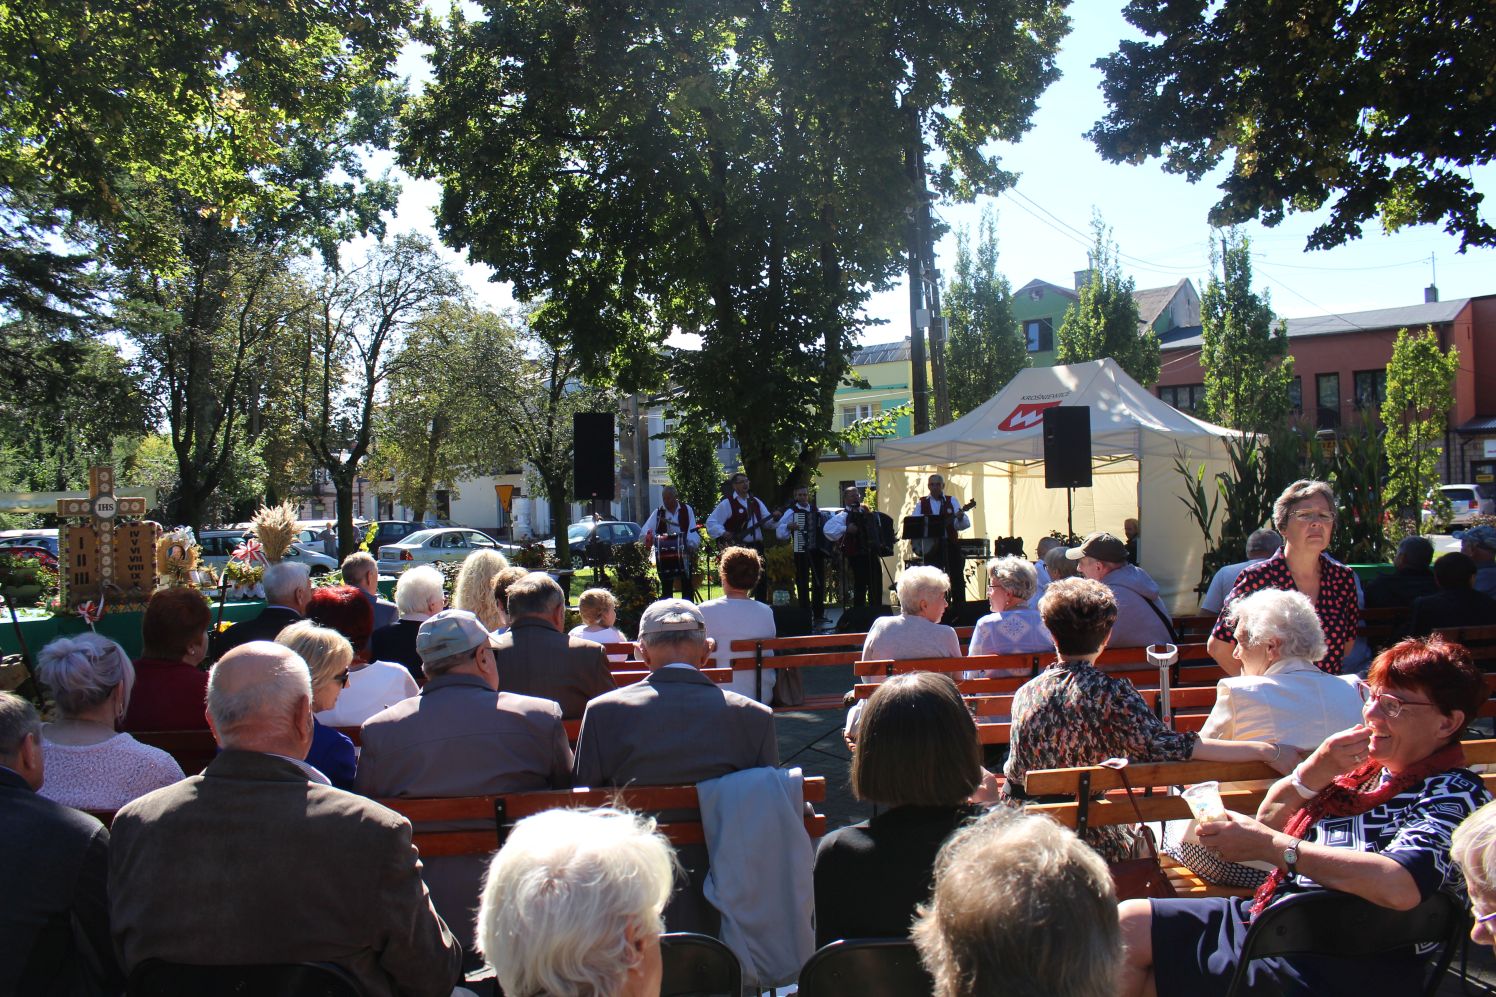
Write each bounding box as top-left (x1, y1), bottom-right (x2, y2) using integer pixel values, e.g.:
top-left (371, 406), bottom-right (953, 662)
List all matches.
top-left (578, 588), bottom-right (618, 627)
top-left (451, 549), bottom-right (511, 631)
top-left (276, 621), bottom-right (354, 692)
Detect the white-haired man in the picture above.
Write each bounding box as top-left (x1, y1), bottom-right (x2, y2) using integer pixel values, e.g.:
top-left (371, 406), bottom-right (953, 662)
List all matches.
top-left (108, 643), bottom-right (461, 995)
top-left (211, 561), bottom-right (312, 659)
top-left (371, 564), bottom-right (447, 683)
top-left (359, 610), bottom-right (572, 960)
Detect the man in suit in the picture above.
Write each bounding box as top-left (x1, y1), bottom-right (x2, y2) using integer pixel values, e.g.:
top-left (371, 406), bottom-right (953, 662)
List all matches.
top-left (109, 643), bottom-right (461, 996)
top-left (1408, 552), bottom-right (1496, 637)
top-left (1364, 535), bottom-right (1439, 610)
top-left (490, 572), bottom-right (613, 718)
top-left (0, 692), bottom-right (119, 996)
top-left (358, 609), bottom-right (572, 958)
top-left (344, 551), bottom-right (399, 630)
top-left (574, 598), bottom-right (779, 933)
top-left (210, 561), bottom-right (311, 660)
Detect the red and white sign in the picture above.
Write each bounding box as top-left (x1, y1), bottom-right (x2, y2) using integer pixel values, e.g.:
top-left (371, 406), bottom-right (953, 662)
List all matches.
top-left (997, 400), bottom-right (1062, 432)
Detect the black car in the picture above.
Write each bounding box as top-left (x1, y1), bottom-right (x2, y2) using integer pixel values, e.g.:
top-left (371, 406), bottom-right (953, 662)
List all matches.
top-left (360, 520), bottom-right (425, 554)
top-left (541, 520), bottom-right (643, 568)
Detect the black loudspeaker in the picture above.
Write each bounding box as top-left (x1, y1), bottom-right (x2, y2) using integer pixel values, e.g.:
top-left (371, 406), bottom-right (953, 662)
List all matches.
top-left (1043, 406), bottom-right (1092, 489)
top-left (835, 604), bottom-right (893, 634)
top-left (572, 413), bottom-right (615, 499)
top-left (772, 605), bottom-right (813, 638)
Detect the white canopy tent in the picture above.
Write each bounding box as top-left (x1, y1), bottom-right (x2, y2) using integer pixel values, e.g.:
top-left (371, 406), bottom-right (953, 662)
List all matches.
top-left (874, 358), bottom-right (1237, 612)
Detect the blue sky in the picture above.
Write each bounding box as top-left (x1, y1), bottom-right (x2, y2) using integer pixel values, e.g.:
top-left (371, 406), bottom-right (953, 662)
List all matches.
top-left (387, 4), bottom-right (1496, 345)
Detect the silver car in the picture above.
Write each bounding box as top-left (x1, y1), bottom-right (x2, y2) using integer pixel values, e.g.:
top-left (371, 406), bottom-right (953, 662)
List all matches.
top-left (199, 530), bottom-right (339, 575)
top-left (376, 528), bottom-right (520, 574)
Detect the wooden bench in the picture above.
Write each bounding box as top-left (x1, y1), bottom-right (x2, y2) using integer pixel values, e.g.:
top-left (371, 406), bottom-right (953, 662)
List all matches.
top-left (131, 729), bottom-right (217, 775)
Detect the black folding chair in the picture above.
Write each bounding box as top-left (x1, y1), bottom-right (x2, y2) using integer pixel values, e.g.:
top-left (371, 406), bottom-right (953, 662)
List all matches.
top-left (796, 938), bottom-right (934, 997)
top-left (1226, 890), bottom-right (1466, 997)
top-left (660, 932), bottom-right (743, 997)
top-left (127, 960), bottom-right (363, 997)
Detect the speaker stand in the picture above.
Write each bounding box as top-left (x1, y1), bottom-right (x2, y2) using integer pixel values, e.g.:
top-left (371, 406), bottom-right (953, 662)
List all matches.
top-left (1066, 486), bottom-right (1075, 542)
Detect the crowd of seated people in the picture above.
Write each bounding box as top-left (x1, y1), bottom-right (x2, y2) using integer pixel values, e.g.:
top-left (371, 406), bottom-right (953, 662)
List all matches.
top-left (12, 486), bottom-right (1496, 996)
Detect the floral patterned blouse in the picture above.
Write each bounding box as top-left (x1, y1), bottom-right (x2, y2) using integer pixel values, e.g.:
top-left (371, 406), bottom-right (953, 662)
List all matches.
top-left (1210, 549), bottom-right (1360, 675)
top-left (1001, 660), bottom-right (1199, 862)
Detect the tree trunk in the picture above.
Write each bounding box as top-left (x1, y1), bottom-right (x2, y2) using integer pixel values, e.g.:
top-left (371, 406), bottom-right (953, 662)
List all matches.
top-left (547, 476), bottom-right (572, 567)
top-left (335, 474), bottom-right (358, 560)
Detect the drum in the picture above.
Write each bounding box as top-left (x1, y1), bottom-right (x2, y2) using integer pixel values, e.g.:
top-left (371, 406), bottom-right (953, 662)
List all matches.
top-left (656, 533), bottom-right (687, 576)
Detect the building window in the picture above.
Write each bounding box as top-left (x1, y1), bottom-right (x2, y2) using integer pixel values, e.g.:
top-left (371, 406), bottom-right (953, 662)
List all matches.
top-left (1316, 372), bottom-right (1340, 429)
top-left (1289, 376), bottom-right (1302, 412)
top-left (841, 401), bottom-right (882, 428)
top-left (1024, 318), bottom-right (1054, 353)
top-left (1159, 383), bottom-right (1206, 413)
top-left (1353, 369), bottom-right (1387, 411)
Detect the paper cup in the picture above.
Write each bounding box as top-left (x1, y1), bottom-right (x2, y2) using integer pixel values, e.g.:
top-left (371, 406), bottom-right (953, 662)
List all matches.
top-left (1182, 781), bottom-right (1227, 822)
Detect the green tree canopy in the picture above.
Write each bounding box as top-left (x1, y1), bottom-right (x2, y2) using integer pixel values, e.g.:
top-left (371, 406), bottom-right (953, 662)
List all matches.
top-left (401, 0), bottom-right (1069, 502)
top-left (1089, 0), bottom-right (1496, 250)
top-left (1055, 214), bottom-right (1158, 384)
top-left (1198, 230), bottom-right (1295, 433)
top-left (943, 207), bottom-right (1028, 418)
top-left (1382, 327), bottom-right (1459, 530)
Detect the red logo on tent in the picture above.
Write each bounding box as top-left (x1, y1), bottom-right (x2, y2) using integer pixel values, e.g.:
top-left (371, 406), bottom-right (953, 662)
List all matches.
top-left (997, 401), bottom-right (1061, 432)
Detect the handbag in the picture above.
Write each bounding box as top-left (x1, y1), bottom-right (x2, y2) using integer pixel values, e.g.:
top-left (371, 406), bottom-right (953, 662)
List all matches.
top-left (1090, 758), bottom-right (1178, 901)
top-left (771, 663), bottom-right (805, 707)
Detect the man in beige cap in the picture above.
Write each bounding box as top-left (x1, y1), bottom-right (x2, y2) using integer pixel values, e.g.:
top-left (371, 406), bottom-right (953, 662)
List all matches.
top-left (1067, 531), bottom-right (1173, 647)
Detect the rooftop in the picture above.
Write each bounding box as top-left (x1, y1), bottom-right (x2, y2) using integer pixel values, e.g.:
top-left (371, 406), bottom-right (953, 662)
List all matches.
top-left (1159, 298), bottom-right (1476, 351)
top-left (852, 339), bottom-right (912, 365)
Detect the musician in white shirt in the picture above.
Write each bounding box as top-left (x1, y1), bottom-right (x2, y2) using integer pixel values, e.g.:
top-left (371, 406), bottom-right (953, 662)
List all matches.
top-left (775, 485), bottom-right (829, 622)
top-left (825, 487), bottom-right (881, 610)
top-left (706, 473), bottom-right (773, 602)
top-left (911, 474), bottom-right (970, 592)
top-left (640, 486), bottom-right (700, 600)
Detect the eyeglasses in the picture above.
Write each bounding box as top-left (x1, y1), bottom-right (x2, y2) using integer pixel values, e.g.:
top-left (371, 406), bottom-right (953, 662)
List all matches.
top-left (1476, 910), bottom-right (1496, 927)
top-left (334, 668), bottom-right (351, 688)
top-left (1356, 681), bottom-right (1435, 719)
top-left (1289, 511), bottom-right (1335, 525)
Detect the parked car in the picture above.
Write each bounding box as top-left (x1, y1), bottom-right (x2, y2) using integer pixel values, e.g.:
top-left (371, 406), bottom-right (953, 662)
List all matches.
top-left (540, 520), bottom-right (644, 569)
top-left (360, 520), bottom-right (425, 555)
top-left (0, 532), bottom-right (59, 558)
top-left (199, 529), bottom-right (338, 575)
top-left (1424, 484), bottom-right (1496, 526)
top-left (376, 528), bottom-right (521, 574)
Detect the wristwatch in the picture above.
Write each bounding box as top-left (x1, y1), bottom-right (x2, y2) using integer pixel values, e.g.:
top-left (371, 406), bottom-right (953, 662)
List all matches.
top-left (1282, 841), bottom-right (1300, 878)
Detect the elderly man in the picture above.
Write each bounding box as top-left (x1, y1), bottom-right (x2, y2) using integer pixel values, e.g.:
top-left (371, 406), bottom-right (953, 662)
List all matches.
top-left (1458, 525), bottom-right (1496, 598)
top-left (0, 692), bottom-right (119, 994)
top-left (1067, 532), bottom-right (1173, 647)
top-left (825, 486), bottom-right (882, 611)
top-left (490, 572), bottom-right (614, 719)
top-left (640, 485), bottom-right (701, 601)
top-left (211, 560), bottom-right (312, 659)
top-left (109, 643), bottom-right (461, 996)
top-left (1364, 535), bottom-right (1439, 610)
top-left (343, 551), bottom-right (399, 629)
top-left (912, 473), bottom-right (971, 590)
top-left (575, 598), bottom-right (779, 933)
top-left (359, 609), bottom-right (572, 960)
top-left (1200, 529), bottom-right (1284, 614)
top-left (370, 564), bottom-right (446, 683)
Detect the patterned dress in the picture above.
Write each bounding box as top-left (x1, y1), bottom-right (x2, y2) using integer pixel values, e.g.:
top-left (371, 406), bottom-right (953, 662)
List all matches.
top-left (1210, 549), bottom-right (1360, 674)
top-left (1001, 660), bottom-right (1199, 861)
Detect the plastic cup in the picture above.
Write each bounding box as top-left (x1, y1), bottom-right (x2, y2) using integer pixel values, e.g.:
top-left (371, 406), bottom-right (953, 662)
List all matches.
top-left (1182, 781), bottom-right (1227, 822)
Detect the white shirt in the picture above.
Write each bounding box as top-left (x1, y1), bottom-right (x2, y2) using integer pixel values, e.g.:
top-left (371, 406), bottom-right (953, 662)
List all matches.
top-left (1200, 557), bottom-right (1267, 613)
top-left (699, 595), bottom-right (777, 704)
top-left (570, 624), bottom-right (629, 662)
top-left (315, 660), bottom-right (420, 728)
top-left (640, 503), bottom-right (699, 548)
top-left (706, 494), bottom-right (772, 544)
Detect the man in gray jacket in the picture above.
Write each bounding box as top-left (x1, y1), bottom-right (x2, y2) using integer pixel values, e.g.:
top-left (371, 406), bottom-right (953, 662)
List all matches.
top-left (1067, 532), bottom-right (1173, 648)
top-left (490, 572), bottom-right (614, 718)
top-left (358, 609), bottom-right (572, 958)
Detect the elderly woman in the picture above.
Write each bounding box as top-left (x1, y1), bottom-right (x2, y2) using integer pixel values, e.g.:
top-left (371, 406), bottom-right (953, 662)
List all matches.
top-left (451, 548), bottom-right (511, 632)
top-left (1120, 636), bottom-right (1491, 996)
top-left (700, 546), bottom-right (778, 704)
top-left (122, 585), bottom-right (212, 732)
top-left (815, 672), bottom-right (987, 946)
top-left (1044, 544), bottom-right (1079, 583)
top-left (491, 565), bottom-right (529, 635)
top-left (1209, 479), bottom-right (1361, 675)
top-left (965, 556), bottom-right (1050, 679)
top-left (33, 634), bottom-right (183, 809)
top-left (307, 585), bottom-right (419, 728)
top-left (864, 565), bottom-right (961, 664)
top-left (1170, 588), bottom-right (1364, 886)
top-left (1453, 800), bottom-right (1496, 948)
top-left (276, 621), bottom-right (357, 791)
top-left (1001, 578), bottom-right (1286, 862)
top-left (477, 807), bottom-right (675, 997)
top-left (370, 564), bottom-right (445, 684)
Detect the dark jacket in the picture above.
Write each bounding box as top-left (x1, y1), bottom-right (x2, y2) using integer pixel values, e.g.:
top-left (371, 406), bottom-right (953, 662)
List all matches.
top-left (1408, 588), bottom-right (1496, 637)
top-left (210, 605), bottom-right (303, 660)
top-left (1364, 568), bottom-right (1439, 610)
top-left (490, 619), bottom-right (614, 719)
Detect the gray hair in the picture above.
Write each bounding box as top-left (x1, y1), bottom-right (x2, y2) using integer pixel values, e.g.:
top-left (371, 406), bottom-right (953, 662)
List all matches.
top-left (423, 646), bottom-right (481, 680)
top-left (640, 627), bottom-right (707, 662)
top-left (986, 556), bottom-right (1038, 604)
top-left (341, 551), bottom-right (377, 585)
top-left (35, 633), bottom-right (135, 717)
top-left (912, 809), bottom-right (1119, 997)
top-left (506, 572), bottom-right (565, 620)
top-left (897, 565), bottom-right (950, 613)
top-left (263, 560), bottom-right (312, 605)
top-left (1245, 529), bottom-right (1283, 557)
top-left (395, 565), bottom-right (445, 616)
top-left (1035, 537), bottom-right (1063, 557)
top-left (478, 808), bottom-right (676, 997)
top-left (206, 642), bottom-right (313, 743)
top-left (1272, 479), bottom-right (1337, 532)
top-left (1043, 545), bottom-right (1078, 581)
top-left (1229, 588), bottom-right (1328, 663)
top-left (0, 691), bottom-right (40, 759)
top-left (1453, 800), bottom-right (1496, 903)
top-left (1396, 535), bottom-right (1435, 569)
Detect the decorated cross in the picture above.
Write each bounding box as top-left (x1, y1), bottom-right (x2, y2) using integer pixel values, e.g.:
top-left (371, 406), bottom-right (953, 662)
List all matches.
top-left (56, 466), bottom-right (157, 612)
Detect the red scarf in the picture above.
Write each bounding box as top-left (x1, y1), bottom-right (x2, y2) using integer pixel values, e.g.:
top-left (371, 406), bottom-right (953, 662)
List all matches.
top-left (1249, 742), bottom-right (1467, 916)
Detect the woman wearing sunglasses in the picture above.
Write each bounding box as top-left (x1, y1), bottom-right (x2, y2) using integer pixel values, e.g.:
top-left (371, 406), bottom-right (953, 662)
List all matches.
top-left (1453, 799), bottom-right (1496, 949)
top-left (1118, 636), bottom-right (1489, 996)
top-left (276, 621), bottom-right (357, 791)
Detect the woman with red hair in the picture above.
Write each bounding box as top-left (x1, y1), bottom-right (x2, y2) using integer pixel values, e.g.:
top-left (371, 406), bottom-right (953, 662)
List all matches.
top-left (1118, 636), bottom-right (1491, 996)
top-left (305, 585), bottom-right (418, 728)
top-left (123, 586), bottom-right (213, 731)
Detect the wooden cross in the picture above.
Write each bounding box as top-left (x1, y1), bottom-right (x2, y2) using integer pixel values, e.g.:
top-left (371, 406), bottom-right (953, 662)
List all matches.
top-left (56, 466), bottom-right (154, 609)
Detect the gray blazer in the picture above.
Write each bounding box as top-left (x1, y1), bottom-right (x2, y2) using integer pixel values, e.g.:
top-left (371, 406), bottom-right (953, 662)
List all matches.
top-left (356, 673), bottom-right (574, 952)
top-left (574, 666), bottom-right (779, 788)
top-left (108, 751), bottom-right (461, 997)
top-left (490, 619), bottom-right (615, 719)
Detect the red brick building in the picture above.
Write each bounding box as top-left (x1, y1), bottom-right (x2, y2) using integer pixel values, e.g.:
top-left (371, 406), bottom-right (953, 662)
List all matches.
top-left (1155, 294), bottom-right (1496, 486)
